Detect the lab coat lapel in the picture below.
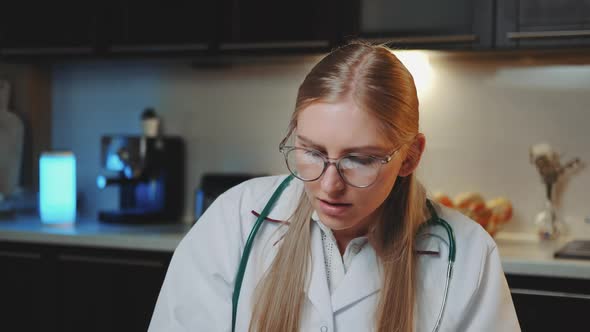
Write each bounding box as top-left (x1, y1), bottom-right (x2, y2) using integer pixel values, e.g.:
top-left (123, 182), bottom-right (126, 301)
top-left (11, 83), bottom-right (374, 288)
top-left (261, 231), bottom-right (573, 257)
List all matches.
top-left (331, 244), bottom-right (381, 313)
top-left (306, 222), bottom-right (334, 322)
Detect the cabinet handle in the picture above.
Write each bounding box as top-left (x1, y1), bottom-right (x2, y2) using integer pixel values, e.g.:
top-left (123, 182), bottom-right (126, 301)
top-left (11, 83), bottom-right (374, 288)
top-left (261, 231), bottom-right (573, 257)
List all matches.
top-left (219, 40), bottom-right (330, 51)
top-left (1, 47), bottom-right (93, 56)
top-left (0, 251), bottom-right (41, 260)
top-left (511, 288), bottom-right (590, 300)
top-left (58, 254), bottom-right (164, 268)
top-left (507, 30), bottom-right (590, 40)
top-left (363, 34), bottom-right (478, 45)
top-left (109, 43), bottom-right (208, 53)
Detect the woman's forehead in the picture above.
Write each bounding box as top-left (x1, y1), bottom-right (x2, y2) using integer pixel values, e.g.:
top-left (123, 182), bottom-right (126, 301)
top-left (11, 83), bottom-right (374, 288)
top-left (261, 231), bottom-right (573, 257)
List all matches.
top-left (296, 102), bottom-right (393, 152)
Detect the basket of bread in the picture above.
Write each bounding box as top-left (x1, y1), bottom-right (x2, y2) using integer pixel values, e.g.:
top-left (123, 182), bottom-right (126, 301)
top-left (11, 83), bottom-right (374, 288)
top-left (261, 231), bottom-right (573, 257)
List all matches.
top-left (432, 192), bottom-right (513, 237)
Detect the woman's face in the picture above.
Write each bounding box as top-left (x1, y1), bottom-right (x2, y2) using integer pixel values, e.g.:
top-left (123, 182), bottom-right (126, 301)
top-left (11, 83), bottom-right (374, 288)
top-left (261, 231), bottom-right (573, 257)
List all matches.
top-left (295, 101), bottom-right (404, 238)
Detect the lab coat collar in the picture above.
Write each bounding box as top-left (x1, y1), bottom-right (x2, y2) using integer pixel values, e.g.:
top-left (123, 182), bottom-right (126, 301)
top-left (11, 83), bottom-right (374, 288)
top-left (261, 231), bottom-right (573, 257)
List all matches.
top-left (251, 175), bottom-right (303, 224)
top-left (328, 226), bottom-right (443, 313)
top-left (331, 241), bottom-right (381, 313)
top-left (312, 209), bottom-right (380, 313)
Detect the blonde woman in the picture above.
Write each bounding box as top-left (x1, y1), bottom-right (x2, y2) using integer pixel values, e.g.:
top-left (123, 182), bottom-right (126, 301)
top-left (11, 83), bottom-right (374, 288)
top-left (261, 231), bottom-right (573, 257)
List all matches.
top-left (149, 43), bottom-right (520, 332)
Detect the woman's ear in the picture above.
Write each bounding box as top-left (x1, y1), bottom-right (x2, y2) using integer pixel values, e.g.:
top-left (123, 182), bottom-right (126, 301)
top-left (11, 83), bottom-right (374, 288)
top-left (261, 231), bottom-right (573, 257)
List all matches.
top-left (399, 133), bottom-right (426, 177)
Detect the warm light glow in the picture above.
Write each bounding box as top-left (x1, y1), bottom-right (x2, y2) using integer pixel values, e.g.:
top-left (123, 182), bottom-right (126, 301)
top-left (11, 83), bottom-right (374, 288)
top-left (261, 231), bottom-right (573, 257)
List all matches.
top-left (393, 51), bottom-right (433, 96)
top-left (40, 152), bottom-right (76, 224)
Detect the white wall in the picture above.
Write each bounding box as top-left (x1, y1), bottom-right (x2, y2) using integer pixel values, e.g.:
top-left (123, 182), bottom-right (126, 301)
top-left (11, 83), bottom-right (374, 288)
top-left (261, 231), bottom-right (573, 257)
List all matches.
top-left (51, 52), bottom-right (590, 236)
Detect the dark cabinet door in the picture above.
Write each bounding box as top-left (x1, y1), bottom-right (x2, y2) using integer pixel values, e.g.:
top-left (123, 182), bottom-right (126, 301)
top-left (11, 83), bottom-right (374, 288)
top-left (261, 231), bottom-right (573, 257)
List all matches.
top-left (0, 243), bottom-right (56, 332)
top-left (218, 0), bottom-right (337, 52)
top-left (497, 0), bottom-right (590, 48)
top-left (506, 274), bottom-right (590, 331)
top-left (354, 0), bottom-right (493, 49)
top-left (0, 0), bottom-right (97, 57)
top-left (56, 249), bottom-right (170, 332)
top-left (103, 0), bottom-right (214, 55)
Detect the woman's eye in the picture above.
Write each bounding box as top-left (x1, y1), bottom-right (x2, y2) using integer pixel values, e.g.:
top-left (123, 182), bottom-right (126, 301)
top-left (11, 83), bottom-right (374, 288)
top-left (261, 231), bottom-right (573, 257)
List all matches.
top-left (342, 156), bottom-right (375, 168)
top-left (304, 150), bottom-right (320, 157)
top-left (302, 150), bottom-right (324, 162)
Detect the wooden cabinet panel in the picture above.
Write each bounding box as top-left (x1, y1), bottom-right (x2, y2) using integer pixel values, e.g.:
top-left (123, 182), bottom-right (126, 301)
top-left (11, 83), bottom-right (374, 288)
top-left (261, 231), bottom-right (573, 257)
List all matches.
top-left (0, 1), bottom-right (97, 56)
top-left (218, 0), bottom-right (337, 52)
top-left (0, 241), bottom-right (171, 332)
top-left (511, 292), bottom-right (589, 331)
top-left (0, 243), bottom-right (56, 332)
top-left (354, 0), bottom-right (493, 49)
top-left (497, 0), bottom-right (590, 48)
top-left (104, 0), bottom-right (214, 54)
top-left (506, 274), bottom-right (590, 331)
top-left (56, 249), bottom-right (170, 332)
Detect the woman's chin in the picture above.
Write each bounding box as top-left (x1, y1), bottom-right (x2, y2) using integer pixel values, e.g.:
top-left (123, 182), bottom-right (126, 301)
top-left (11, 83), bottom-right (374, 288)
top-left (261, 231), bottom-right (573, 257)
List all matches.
top-left (316, 212), bottom-right (355, 231)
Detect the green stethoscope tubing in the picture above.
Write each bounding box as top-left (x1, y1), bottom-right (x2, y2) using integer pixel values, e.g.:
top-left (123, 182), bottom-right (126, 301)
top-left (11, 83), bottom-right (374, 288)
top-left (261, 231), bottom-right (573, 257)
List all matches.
top-left (231, 174), bottom-right (456, 332)
top-left (231, 174), bottom-right (295, 331)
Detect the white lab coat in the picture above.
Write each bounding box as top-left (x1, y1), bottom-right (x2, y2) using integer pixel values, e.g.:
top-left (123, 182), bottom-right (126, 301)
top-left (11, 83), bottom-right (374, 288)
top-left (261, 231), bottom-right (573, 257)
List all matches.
top-left (149, 175), bottom-right (520, 332)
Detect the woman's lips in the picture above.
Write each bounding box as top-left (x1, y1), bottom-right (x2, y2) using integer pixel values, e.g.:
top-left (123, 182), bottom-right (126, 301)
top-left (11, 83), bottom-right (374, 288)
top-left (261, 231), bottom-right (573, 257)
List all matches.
top-left (318, 198), bottom-right (352, 216)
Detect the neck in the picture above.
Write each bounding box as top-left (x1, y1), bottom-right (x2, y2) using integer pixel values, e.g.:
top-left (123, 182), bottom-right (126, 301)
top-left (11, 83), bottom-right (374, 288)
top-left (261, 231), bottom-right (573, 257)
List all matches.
top-left (332, 222), bottom-right (370, 256)
top-left (332, 207), bottom-right (382, 255)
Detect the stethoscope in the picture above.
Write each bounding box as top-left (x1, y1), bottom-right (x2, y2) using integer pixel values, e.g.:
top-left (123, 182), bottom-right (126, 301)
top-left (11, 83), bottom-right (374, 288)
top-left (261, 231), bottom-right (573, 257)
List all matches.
top-left (231, 175), bottom-right (456, 332)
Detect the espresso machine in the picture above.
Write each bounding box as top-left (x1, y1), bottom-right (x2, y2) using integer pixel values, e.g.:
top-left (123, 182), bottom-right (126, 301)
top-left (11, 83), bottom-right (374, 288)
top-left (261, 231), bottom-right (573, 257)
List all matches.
top-left (96, 135), bottom-right (185, 224)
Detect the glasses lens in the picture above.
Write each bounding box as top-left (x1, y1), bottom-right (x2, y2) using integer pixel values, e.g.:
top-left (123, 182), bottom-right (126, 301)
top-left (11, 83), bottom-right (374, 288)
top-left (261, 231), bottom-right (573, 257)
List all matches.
top-left (339, 156), bottom-right (382, 187)
top-left (286, 148), bottom-right (325, 181)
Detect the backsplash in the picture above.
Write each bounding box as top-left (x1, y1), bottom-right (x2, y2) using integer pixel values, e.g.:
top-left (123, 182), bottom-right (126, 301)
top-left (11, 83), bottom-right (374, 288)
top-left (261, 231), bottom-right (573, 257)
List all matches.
top-left (50, 52), bottom-right (590, 235)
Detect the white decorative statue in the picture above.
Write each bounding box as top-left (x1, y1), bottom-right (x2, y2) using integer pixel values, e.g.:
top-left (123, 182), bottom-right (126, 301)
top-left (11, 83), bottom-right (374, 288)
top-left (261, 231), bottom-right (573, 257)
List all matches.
top-left (0, 79), bottom-right (24, 198)
top-left (530, 143), bottom-right (581, 240)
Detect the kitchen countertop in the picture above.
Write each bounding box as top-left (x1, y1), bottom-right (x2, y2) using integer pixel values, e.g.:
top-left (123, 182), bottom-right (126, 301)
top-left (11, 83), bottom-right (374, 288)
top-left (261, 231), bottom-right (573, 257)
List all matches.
top-left (494, 232), bottom-right (590, 279)
top-left (1, 216), bottom-right (589, 279)
top-left (0, 216), bottom-right (190, 252)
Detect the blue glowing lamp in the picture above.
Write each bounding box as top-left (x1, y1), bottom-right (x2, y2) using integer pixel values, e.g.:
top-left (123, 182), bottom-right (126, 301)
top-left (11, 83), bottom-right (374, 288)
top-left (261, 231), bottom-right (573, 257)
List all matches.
top-left (39, 152), bottom-right (77, 224)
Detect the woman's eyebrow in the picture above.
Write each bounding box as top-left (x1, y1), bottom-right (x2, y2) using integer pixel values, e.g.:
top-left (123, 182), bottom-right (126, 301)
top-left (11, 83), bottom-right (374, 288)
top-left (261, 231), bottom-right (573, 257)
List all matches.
top-left (296, 134), bottom-right (390, 154)
top-left (296, 135), bottom-right (322, 148)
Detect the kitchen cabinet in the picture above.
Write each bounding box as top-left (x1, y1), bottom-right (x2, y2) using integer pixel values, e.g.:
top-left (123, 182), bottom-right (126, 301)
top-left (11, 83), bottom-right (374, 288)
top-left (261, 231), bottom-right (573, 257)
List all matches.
top-left (0, 243), bottom-right (56, 332)
top-left (351, 0), bottom-right (494, 49)
top-left (0, 1), bottom-right (98, 57)
top-left (56, 248), bottom-right (170, 332)
top-left (496, 0), bottom-right (590, 48)
top-left (217, 0), bottom-right (340, 53)
top-left (103, 0), bottom-right (214, 55)
top-left (4, 1), bottom-right (590, 59)
top-left (506, 274), bottom-right (590, 331)
top-left (0, 241), bottom-right (171, 332)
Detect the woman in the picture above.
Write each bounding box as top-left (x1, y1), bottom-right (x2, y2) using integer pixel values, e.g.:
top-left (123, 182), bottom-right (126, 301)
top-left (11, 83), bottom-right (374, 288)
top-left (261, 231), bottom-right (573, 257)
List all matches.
top-left (149, 42), bottom-right (520, 332)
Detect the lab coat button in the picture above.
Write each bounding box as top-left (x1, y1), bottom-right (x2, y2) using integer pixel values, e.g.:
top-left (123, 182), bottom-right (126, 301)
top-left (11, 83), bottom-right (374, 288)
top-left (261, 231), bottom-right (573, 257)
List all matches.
top-left (320, 326), bottom-right (328, 332)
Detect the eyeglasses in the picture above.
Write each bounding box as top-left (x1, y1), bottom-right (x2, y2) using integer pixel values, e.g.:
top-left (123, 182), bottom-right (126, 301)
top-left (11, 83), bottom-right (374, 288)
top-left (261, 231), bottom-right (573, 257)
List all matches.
top-left (279, 144), bottom-right (400, 188)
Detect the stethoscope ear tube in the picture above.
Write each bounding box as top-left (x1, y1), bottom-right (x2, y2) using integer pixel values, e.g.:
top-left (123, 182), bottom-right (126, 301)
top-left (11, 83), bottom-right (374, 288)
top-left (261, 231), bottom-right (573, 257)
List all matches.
top-left (231, 175), bottom-right (294, 332)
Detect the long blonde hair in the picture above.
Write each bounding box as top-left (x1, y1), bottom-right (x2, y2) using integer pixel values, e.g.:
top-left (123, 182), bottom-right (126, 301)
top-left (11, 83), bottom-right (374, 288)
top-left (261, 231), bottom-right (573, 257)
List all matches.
top-left (250, 42), bottom-right (428, 332)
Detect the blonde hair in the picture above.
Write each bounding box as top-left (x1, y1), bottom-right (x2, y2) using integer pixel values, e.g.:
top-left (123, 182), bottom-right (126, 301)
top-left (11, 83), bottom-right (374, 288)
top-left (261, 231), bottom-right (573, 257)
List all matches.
top-left (250, 42), bottom-right (428, 332)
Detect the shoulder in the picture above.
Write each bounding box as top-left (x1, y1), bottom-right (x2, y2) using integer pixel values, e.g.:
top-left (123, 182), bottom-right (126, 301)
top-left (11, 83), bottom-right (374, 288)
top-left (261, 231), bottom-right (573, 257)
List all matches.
top-left (222, 174), bottom-right (293, 202)
top-left (184, 174), bottom-right (301, 242)
top-left (173, 175), bottom-right (294, 262)
top-left (433, 203), bottom-right (504, 293)
top-left (422, 202), bottom-right (500, 286)
top-left (436, 203), bottom-right (497, 256)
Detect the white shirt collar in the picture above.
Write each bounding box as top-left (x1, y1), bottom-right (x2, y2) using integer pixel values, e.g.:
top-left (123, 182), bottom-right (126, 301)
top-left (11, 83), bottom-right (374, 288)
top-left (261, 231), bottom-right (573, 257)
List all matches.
top-left (311, 210), bottom-right (369, 294)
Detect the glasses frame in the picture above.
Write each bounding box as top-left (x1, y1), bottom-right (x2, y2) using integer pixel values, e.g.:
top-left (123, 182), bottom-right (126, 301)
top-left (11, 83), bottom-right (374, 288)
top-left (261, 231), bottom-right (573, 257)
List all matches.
top-left (279, 143), bottom-right (401, 188)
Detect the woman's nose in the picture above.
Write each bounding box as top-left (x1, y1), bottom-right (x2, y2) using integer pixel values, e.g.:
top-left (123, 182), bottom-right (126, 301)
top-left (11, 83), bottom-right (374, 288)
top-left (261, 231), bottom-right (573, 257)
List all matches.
top-left (320, 163), bottom-right (345, 193)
